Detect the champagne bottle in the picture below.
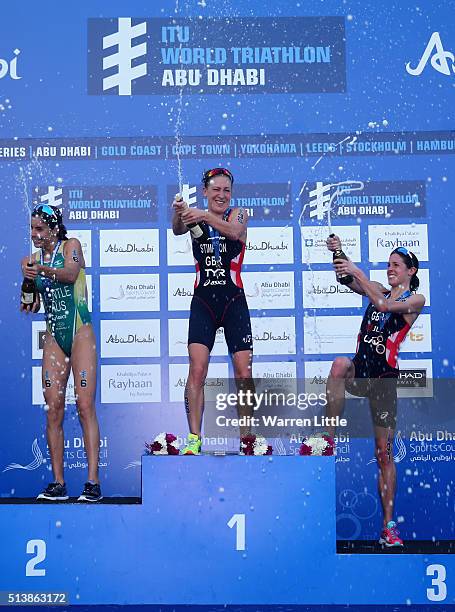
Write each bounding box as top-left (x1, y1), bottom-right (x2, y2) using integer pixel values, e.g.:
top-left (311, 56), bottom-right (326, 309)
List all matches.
top-left (329, 233), bottom-right (353, 285)
top-left (175, 194), bottom-right (204, 239)
top-left (21, 263), bottom-right (37, 306)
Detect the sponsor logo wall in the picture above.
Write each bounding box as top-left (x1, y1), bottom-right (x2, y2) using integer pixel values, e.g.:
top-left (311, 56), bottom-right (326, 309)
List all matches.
top-left (2, 5), bottom-right (447, 512)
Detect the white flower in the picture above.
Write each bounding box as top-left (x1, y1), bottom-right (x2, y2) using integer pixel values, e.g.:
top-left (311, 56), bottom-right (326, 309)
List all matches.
top-left (305, 436), bottom-right (329, 455)
top-left (253, 435), bottom-right (269, 456)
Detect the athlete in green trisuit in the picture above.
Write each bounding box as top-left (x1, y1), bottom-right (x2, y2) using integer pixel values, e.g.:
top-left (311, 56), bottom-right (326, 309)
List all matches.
top-left (21, 204), bottom-right (102, 502)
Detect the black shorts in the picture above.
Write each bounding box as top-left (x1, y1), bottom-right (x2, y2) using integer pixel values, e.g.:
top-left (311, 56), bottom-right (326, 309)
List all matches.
top-left (188, 291), bottom-right (253, 354)
top-left (346, 354), bottom-right (398, 429)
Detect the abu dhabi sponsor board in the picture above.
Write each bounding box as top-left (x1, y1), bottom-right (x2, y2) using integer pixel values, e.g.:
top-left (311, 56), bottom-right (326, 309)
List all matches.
top-left (99, 229), bottom-right (159, 267)
top-left (100, 319), bottom-right (161, 358)
top-left (99, 274), bottom-right (160, 312)
top-left (168, 318), bottom-right (227, 357)
top-left (167, 182), bottom-right (292, 220)
top-left (301, 225), bottom-right (361, 264)
top-left (100, 364), bottom-right (161, 403)
top-left (300, 180), bottom-right (426, 221)
top-left (168, 273), bottom-right (194, 311)
top-left (63, 435), bottom-right (110, 471)
top-left (251, 316), bottom-right (296, 355)
top-left (370, 268), bottom-right (430, 306)
top-left (304, 315), bottom-right (361, 355)
top-left (368, 224), bottom-right (429, 262)
top-left (67, 229), bottom-right (92, 267)
top-left (252, 361), bottom-right (297, 396)
top-left (245, 227), bottom-right (294, 264)
top-left (304, 360), bottom-right (358, 399)
top-left (252, 361), bottom-right (297, 379)
top-left (87, 17), bottom-right (346, 95)
top-left (167, 229), bottom-right (193, 266)
top-left (304, 360), bottom-right (332, 396)
top-left (302, 270), bottom-right (362, 309)
top-left (32, 367), bottom-right (76, 405)
top-left (34, 186), bottom-right (158, 225)
top-left (169, 362), bottom-right (229, 403)
top-left (243, 271), bottom-right (295, 309)
top-left (400, 314), bottom-right (432, 353)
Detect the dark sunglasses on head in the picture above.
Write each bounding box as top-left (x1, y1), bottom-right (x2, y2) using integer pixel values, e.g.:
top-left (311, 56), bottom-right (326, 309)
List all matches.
top-left (202, 167), bottom-right (234, 185)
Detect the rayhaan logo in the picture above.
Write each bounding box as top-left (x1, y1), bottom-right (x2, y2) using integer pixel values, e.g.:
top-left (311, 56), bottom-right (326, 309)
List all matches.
top-left (39, 186), bottom-right (63, 208)
top-left (102, 18), bottom-right (147, 95)
top-left (406, 32), bottom-right (455, 77)
top-left (0, 48), bottom-right (21, 80)
top-left (2, 439), bottom-right (45, 472)
top-left (307, 181), bottom-right (364, 221)
top-left (367, 431), bottom-right (406, 465)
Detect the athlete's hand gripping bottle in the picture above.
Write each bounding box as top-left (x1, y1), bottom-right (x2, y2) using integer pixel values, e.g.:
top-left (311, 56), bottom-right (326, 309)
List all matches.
top-left (329, 233), bottom-right (353, 285)
top-left (175, 193), bottom-right (204, 239)
top-left (21, 263), bottom-right (37, 307)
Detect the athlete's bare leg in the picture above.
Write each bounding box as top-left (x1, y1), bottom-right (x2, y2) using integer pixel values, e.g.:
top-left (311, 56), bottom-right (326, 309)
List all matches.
top-left (71, 324), bottom-right (100, 483)
top-left (232, 349), bottom-right (254, 437)
top-left (185, 343), bottom-right (210, 436)
top-left (326, 357), bottom-right (355, 437)
top-left (374, 425), bottom-right (396, 527)
top-left (41, 333), bottom-right (71, 484)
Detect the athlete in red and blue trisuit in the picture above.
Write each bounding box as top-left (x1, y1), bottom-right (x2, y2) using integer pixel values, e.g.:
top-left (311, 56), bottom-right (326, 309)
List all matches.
top-left (326, 234), bottom-right (425, 546)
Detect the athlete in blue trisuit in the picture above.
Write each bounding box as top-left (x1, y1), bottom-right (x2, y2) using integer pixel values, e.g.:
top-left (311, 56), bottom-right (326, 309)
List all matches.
top-left (326, 234), bottom-right (425, 547)
top-left (172, 168), bottom-right (254, 455)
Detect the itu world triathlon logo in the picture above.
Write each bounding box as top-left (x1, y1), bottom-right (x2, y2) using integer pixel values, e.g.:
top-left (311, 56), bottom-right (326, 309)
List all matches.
top-left (37, 186), bottom-right (63, 208)
top-left (306, 181), bottom-right (364, 221)
top-left (406, 32), bottom-right (455, 77)
top-left (88, 18), bottom-right (148, 95)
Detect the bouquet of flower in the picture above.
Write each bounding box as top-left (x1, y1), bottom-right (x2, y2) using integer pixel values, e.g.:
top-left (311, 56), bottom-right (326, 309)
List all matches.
top-left (240, 434), bottom-right (273, 456)
top-left (145, 433), bottom-right (180, 456)
top-left (299, 434), bottom-right (334, 456)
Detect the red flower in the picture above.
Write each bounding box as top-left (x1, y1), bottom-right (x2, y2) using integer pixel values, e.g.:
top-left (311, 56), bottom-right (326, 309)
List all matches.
top-left (266, 445), bottom-right (273, 455)
top-left (240, 435), bottom-right (255, 455)
top-left (167, 443), bottom-right (180, 455)
top-left (145, 441), bottom-right (164, 454)
top-left (299, 442), bottom-right (312, 455)
top-left (165, 433), bottom-right (177, 444)
top-left (322, 435), bottom-right (335, 456)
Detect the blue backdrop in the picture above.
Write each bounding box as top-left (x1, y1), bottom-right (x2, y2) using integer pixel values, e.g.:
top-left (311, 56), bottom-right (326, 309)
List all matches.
top-left (0, 0), bottom-right (454, 544)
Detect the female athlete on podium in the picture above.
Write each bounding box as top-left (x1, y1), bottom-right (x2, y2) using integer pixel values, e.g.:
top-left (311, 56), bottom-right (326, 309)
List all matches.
top-left (20, 204), bottom-right (102, 502)
top-left (172, 168), bottom-right (254, 455)
top-left (325, 234), bottom-right (425, 547)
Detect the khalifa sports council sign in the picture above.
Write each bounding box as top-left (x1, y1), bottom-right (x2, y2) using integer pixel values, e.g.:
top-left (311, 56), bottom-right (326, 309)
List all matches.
top-left (87, 17), bottom-right (346, 95)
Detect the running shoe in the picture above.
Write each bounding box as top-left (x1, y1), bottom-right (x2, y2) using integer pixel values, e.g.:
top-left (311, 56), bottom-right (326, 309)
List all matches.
top-left (379, 521), bottom-right (404, 547)
top-left (77, 482), bottom-right (103, 502)
top-left (181, 433), bottom-right (202, 455)
top-left (36, 482), bottom-right (69, 501)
